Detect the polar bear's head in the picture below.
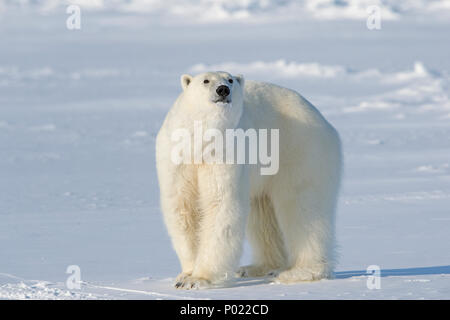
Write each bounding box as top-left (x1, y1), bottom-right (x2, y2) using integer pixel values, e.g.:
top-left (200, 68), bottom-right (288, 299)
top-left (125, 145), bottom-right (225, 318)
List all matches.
top-left (179, 71), bottom-right (245, 129)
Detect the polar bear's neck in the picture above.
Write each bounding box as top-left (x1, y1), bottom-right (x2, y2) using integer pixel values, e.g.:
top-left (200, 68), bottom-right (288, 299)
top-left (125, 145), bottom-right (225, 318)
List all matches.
top-left (172, 98), bottom-right (244, 134)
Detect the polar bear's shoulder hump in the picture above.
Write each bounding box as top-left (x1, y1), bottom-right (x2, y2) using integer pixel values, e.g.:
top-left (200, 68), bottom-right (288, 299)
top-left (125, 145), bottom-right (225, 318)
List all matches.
top-left (244, 80), bottom-right (314, 112)
top-left (244, 80), bottom-right (306, 104)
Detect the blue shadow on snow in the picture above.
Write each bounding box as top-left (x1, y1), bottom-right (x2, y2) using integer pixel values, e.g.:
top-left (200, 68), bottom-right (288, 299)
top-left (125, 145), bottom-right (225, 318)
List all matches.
top-left (335, 265), bottom-right (450, 279)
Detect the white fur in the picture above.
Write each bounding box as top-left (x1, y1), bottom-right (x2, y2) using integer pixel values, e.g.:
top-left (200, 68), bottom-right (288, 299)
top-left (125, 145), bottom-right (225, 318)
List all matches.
top-left (156, 71), bottom-right (341, 289)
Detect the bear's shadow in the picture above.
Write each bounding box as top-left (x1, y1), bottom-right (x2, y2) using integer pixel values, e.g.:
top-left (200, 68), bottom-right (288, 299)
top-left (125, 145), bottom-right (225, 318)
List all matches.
top-left (335, 265), bottom-right (450, 279)
top-left (225, 265), bottom-right (450, 288)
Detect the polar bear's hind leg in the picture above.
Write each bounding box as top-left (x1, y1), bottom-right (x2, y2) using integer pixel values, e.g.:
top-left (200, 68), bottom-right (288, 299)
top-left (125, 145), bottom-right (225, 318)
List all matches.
top-left (271, 171), bottom-right (338, 283)
top-left (238, 194), bottom-right (288, 278)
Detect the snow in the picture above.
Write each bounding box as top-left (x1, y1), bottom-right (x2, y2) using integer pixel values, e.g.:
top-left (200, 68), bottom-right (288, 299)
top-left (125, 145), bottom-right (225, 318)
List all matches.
top-left (2, 0), bottom-right (450, 23)
top-left (191, 60), bottom-right (348, 78)
top-left (0, 1), bottom-right (450, 299)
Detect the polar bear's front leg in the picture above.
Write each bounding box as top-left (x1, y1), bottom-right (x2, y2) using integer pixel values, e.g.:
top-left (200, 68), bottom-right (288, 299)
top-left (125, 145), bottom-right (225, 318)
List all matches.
top-left (176, 164), bottom-right (249, 289)
top-left (162, 201), bottom-right (197, 275)
top-left (157, 160), bottom-right (200, 285)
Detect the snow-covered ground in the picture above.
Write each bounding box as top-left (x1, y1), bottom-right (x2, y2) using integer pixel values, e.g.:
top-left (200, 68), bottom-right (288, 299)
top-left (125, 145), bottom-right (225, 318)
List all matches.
top-left (1, 1), bottom-right (449, 299)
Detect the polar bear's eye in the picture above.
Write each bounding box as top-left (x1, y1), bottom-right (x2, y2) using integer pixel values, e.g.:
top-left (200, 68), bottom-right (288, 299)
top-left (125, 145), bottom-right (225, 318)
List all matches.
top-left (228, 79), bottom-right (233, 84)
top-left (203, 79), bottom-right (209, 84)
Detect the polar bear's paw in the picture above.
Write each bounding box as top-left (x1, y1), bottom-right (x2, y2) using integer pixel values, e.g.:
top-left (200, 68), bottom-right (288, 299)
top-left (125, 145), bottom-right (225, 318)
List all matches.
top-left (237, 265), bottom-right (280, 278)
top-left (174, 275), bottom-right (211, 290)
top-left (175, 271), bottom-right (192, 283)
top-left (274, 268), bottom-right (329, 284)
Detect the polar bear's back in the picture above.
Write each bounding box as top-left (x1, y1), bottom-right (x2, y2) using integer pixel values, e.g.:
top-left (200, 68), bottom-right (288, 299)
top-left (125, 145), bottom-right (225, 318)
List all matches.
top-left (242, 80), bottom-right (341, 190)
top-left (242, 80), bottom-right (336, 135)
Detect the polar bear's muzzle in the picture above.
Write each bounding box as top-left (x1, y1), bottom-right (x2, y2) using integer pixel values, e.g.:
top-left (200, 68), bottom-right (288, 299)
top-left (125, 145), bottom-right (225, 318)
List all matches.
top-left (214, 85), bottom-right (231, 103)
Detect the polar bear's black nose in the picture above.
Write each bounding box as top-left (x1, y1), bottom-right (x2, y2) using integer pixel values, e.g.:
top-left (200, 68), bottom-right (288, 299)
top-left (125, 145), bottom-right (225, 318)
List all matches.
top-left (216, 85), bottom-right (230, 97)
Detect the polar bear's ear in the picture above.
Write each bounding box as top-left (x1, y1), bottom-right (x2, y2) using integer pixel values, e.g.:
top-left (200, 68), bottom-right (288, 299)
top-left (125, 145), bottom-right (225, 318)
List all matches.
top-left (235, 74), bottom-right (245, 87)
top-left (181, 74), bottom-right (193, 91)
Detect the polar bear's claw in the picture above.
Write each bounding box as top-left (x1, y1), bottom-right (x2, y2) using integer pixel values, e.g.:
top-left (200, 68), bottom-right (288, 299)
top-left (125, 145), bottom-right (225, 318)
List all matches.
top-left (267, 270), bottom-right (281, 278)
top-left (174, 276), bottom-right (211, 290)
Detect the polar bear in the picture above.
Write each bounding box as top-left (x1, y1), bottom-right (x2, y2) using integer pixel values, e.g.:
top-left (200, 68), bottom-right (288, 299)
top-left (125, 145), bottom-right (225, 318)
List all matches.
top-left (156, 71), bottom-right (341, 289)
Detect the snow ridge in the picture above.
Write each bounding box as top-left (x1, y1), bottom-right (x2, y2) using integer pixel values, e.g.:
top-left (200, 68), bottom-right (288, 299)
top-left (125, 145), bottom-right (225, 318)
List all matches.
top-left (2, 0), bottom-right (450, 22)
